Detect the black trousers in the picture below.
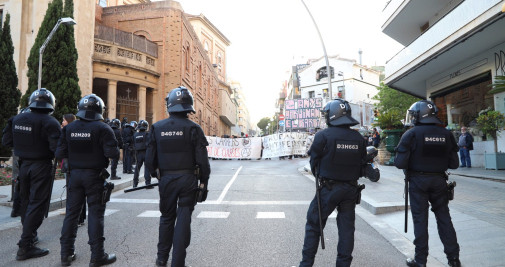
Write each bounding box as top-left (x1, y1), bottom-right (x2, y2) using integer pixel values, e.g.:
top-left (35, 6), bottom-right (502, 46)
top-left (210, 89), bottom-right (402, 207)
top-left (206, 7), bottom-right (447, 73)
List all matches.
top-left (122, 147), bottom-right (133, 173)
top-left (409, 175), bottom-right (459, 264)
top-left (300, 182), bottom-right (357, 267)
top-left (110, 155), bottom-right (119, 178)
top-left (60, 169), bottom-right (106, 260)
top-left (18, 159), bottom-right (53, 248)
top-left (133, 151), bottom-right (151, 186)
top-left (157, 174), bottom-right (197, 267)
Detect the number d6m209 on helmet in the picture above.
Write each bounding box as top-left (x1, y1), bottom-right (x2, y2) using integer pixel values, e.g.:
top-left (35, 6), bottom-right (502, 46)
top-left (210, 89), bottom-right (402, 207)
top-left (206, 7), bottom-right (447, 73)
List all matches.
top-left (137, 120), bottom-right (149, 130)
top-left (166, 86), bottom-right (195, 113)
top-left (322, 98), bottom-right (359, 126)
top-left (76, 94), bottom-right (105, 121)
top-left (404, 100), bottom-right (442, 126)
top-left (28, 88), bottom-right (56, 112)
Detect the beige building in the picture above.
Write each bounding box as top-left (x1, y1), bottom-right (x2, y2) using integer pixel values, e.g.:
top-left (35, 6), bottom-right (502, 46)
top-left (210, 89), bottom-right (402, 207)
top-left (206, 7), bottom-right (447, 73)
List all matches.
top-left (230, 80), bottom-right (253, 136)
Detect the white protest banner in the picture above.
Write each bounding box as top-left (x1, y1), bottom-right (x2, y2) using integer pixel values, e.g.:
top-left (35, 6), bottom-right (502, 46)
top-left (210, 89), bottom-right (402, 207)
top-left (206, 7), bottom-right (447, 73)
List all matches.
top-left (261, 132), bottom-right (309, 158)
top-left (206, 136), bottom-right (262, 159)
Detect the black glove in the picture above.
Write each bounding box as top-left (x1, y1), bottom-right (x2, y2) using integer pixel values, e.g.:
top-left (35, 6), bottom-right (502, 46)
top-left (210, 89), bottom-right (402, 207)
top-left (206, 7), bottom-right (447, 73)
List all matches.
top-left (196, 183), bottom-right (208, 203)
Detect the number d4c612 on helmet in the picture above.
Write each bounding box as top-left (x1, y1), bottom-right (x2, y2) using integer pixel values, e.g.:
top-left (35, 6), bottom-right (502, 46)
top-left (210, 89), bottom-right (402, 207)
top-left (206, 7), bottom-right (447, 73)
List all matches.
top-left (76, 94), bottom-right (105, 121)
top-left (322, 98), bottom-right (359, 127)
top-left (165, 86), bottom-right (195, 114)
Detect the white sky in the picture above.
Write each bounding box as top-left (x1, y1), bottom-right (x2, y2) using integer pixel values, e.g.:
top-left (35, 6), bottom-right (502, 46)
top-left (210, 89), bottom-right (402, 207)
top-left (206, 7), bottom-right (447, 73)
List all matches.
top-left (174, 0), bottom-right (404, 125)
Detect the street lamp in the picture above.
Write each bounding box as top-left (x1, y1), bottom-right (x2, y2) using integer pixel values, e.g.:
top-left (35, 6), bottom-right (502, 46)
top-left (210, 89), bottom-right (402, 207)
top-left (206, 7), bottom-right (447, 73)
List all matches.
top-left (38, 17), bottom-right (77, 89)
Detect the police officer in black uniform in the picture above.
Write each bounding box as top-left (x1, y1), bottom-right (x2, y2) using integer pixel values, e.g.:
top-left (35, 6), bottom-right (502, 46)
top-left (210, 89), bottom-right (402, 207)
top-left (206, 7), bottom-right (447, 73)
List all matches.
top-left (394, 100), bottom-right (460, 267)
top-left (133, 120), bottom-right (151, 188)
top-left (300, 99), bottom-right (366, 267)
top-left (146, 86), bottom-right (210, 267)
top-left (2, 88), bottom-right (61, 260)
top-left (57, 94), bottom-right (119, 266)
top-left (122, 121), bottom-right (135, 174)
top-left (110, 119), bottom-right (123, 180)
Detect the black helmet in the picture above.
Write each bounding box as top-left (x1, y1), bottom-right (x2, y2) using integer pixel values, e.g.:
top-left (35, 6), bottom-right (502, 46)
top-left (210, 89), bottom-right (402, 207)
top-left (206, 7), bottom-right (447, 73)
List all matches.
top-left (76, 94), bottom-right (105, 121)
top-left (137, 120), bottom-right (149, 131)
top-left (366, 146), bottom-right (378, 162)
top-left (130, 121), bottom-right (138, 129)
top-left (322, 98), bottom-right (359, 126)
top-left (111, 119), bottom-right (121, 129)
top-left (166, 86), bottom-right (195, 113)
top-left (405, 100), bottom-right (442, 126)
top-left (28, 88), bottom-right (56, 112)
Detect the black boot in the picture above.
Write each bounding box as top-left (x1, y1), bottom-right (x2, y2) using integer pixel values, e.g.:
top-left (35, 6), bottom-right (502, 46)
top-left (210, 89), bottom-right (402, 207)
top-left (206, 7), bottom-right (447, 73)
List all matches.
top-left (89, 253), bottom-right (116, 267)
top-left (16, 246), bottom-right (49, 260)
top-left (32, 236), bottom-right (39, 245)
top-left (448, 258), bottom-right (461, 267)
top-left (61, 253), bottom-right (76, 266)
top-left (155, 257), bottom-right (167, 266)
top-left (406, 258), bottom-right (426, 267)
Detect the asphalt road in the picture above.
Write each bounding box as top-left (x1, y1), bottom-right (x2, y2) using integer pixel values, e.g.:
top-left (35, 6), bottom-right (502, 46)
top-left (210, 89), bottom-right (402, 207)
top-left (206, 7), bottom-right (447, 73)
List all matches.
top-left (0, 158), bottom-right (407, 266)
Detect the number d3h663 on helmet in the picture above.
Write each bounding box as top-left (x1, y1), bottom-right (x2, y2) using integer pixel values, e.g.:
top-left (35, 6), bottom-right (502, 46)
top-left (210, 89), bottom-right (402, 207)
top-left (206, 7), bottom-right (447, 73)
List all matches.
top-left (165, 86), bottom-right (195, 113)
top-left (28, 88), bottom-right (56, 112)
top-left (322, 98), bottom-right (359, 126)
top-left (404, 100), bottom-right (442, 126)
top-left (76, 94), bottom-right (105, 121)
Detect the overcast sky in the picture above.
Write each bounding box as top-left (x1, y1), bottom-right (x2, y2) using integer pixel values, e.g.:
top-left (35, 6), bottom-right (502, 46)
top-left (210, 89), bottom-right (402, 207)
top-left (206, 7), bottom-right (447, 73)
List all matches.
top-left (174, 0), bottom-right (404, 125)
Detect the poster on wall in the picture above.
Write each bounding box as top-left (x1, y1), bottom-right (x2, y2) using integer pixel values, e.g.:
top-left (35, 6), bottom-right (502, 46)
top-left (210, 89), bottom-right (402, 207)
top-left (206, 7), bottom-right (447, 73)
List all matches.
top-left (261, 132), bottom-right (309, 158)
top-left (285, 98), bottom-right (323, 129)
top-left (206, 136), bottom-right (262, 159)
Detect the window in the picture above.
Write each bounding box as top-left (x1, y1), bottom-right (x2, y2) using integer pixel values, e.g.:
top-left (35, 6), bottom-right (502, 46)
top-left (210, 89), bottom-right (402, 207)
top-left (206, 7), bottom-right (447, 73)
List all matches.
top-left (308, 91), bottom-right (315, 98)
top-left (98, 0), bottom-right (107, 7)
top-left (204, 41), bottom-right (209, 53)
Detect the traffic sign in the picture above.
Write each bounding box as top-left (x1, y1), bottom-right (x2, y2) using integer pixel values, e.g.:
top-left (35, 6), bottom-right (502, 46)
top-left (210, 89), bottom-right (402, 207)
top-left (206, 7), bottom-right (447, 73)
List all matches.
top-left (279, 120), bottom-right (285, 126)
top-left (279, 114), bottom-right (285, 120)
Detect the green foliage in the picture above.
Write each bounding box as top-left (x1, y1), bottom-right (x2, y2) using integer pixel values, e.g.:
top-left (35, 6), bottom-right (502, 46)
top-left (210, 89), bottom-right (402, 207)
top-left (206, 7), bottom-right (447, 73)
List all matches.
top-left (0, 13), bottom-right (21, 158)
top-left (257, 117), bottom-right (271, 133)
top-left (476, 110), bottom-right (505, 153)
top-left (257, 116), bottom-right (279, 135)
top-left (22, 0), bottom-right (81, 120)
top-left (488, 75), bottom-right (505, 95)
top-left (372, 82), bottom-right (421, 130)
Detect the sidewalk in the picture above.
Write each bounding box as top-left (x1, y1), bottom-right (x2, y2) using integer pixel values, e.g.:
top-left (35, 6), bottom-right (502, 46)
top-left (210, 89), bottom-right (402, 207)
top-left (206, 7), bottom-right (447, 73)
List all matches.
top-left (0, 163), bottom-right (147, 230)
top-left (303, 162), bottom-right (505, 267)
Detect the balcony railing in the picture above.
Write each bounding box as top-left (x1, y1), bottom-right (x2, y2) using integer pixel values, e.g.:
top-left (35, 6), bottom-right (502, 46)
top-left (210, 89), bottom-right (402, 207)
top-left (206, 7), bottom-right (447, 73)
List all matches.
top-left (94, 25), bottom-right (158, 58)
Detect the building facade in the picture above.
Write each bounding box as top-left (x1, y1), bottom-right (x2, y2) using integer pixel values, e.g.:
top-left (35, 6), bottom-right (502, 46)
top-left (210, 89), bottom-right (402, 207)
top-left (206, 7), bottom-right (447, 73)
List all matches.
top-left (382, 0), bottom-right (505, 167)
top-left (230, 80), bottom-right (253, 136)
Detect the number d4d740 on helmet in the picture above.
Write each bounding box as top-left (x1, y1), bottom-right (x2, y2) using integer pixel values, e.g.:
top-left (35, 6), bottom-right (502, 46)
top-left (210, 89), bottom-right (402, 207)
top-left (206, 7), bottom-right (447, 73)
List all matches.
top-left (404, 100), bottom-right (442, 126)
top-left (28, 88), bottom-right (56, 112)
top-left (322, 98), bottom-right (359, 126)
top-left (76, 94), bottom-right (105, 121)
top-left (165, 86), bottom-right (195, 113)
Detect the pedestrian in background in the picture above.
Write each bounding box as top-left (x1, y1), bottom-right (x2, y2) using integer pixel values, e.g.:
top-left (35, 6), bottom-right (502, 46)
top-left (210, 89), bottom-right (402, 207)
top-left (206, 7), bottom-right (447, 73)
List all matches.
top-left (394, 100), bottom-right (461, 267)
top-left (458, 126), bottom-right (473, 168)
top-left (372, 128), bottom-right (381, 148)
top-left (146, 86), bottom-right (210, 267)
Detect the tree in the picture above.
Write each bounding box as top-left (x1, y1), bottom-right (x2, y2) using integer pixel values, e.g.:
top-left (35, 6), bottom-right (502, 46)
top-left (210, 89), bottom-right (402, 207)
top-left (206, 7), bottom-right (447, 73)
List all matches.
top-left (0, 13), bottom-right (21, 158)
top-left (21, 0), bottom-right (81, 120)
top-left (257, 117), bottom-right (271, 135)
top-left (372, 82), bottom-right (421, 129)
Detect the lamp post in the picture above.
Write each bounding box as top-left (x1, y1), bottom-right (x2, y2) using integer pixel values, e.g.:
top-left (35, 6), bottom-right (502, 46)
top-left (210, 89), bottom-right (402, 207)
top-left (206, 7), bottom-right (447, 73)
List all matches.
top-left (338, 71), bottom-right (344, 99)
top-left (38, 17), bottom-right (77, 89)
top-left (301, 0), bottom-right (332, 99)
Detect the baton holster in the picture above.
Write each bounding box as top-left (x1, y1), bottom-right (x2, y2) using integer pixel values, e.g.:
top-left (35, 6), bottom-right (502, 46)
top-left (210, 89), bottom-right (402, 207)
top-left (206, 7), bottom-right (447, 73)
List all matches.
top-left (102, 181), bottom-right (114, 205)
top-left (447, 181), bottom-right (456, 201)
top-left (99, 169), bottom-right (110, 180)
top-left (356, 184), bottom-right (366, 204)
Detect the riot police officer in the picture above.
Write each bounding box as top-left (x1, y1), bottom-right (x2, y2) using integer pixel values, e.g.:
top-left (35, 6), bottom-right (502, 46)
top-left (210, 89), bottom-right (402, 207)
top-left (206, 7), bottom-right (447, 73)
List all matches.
top-left (132, 120), bottom-right (151, 188)
top-left (2, 88), bottom-right (61, 260)
top-left (300, 99), bottom-right (367, 267)
top-left (122, 121), bottom-right (135, 174)
top-left (110, 119), bottom-right (123, 180)
top-left (394, 100), bottom-right (460, 267)
top-left (146, 86), bottom-right (210, 267)
top-left (57, 94), bottom-right (119, 266)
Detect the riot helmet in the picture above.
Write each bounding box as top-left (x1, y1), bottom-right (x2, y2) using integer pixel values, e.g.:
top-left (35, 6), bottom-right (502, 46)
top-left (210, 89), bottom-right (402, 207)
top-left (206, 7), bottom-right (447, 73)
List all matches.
top-left (111, 119), bottom-right (121, 129)
top-left (322, 98), bottom-right (359, 126)
top-left (76, 94), bottom-right (105, 121)
top-left (165, 86), bottom-right (195, 113)
top-left (404, 100), bottom-right (442, 126)
top-left (137, 120), bottom-right (149, 131)
top-left (130, 121), bottom-right (138, 129)
top-left (28, 88), bottom-right (56, 112)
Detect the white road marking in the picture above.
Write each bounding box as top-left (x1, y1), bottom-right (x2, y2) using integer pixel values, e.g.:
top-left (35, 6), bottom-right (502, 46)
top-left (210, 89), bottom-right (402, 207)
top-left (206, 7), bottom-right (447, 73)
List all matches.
top-left (197, 211), bottom-right (230, 218)
top-left (216, 166), bottom-right (243, 204)
top-left (256, 212), bottom-right (285, 219)
top-left (111, 198), bottom-right (159, 204)
top-left (104, 209), bottom-right (119, 216)
top-left (110, 198), bottom-right (310, 205)
top-left (137, 210), bottom-right (161, 217)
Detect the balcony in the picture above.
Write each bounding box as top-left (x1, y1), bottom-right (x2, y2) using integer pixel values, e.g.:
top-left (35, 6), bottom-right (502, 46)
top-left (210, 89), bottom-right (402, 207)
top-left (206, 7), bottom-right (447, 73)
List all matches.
top-left (384, 0), bottom-right (505, 96)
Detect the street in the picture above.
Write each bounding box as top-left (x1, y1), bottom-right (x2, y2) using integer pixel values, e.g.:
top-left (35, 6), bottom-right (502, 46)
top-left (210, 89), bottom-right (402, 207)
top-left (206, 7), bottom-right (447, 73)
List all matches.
top-left (0, 158), bottom-right (407, 267)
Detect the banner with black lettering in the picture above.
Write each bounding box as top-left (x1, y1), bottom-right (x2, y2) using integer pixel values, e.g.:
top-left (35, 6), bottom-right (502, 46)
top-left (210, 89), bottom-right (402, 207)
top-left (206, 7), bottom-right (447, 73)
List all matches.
top-left (261, 132), bottom-right (309, 158)
top-left (206, 136), bottom-right (262, 159)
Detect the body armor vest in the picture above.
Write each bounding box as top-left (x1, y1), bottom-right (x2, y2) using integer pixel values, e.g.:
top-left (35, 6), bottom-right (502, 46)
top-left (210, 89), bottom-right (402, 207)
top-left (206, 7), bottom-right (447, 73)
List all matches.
top-left (67, 120), bottom-right (108, 169)
top-left (318, 127), bottom-right (364, 181)
top-left (12, 113), bottom-right (54, 160)
top-left (408, 125), bottom-right (452, 173)
top-left (153, 117), bottom-right (196, 171)
top-left (134, 131), bottom-right (148, 151)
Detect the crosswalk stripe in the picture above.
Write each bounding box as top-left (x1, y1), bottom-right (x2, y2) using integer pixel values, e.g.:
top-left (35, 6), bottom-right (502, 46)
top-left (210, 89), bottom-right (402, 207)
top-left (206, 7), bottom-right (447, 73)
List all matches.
top-left (197, 211), bottom-right (230, 218)
top-left (137, 210), bottom-right (161, 217)
top-left (256, 212), bottom-right (285, 219)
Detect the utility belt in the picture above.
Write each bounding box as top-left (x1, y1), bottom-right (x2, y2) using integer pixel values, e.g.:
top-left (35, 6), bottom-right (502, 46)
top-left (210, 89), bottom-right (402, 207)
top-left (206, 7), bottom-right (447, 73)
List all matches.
top-left (320, 178), bottom-right (364, 204)
top-left (160, 169), bottom-right (196, 176)
top-left (408, 171), bottom-right (456, 201)
top-left (408, 171), bottom-right (447, 178)
top-left (19, 158), bottom-right (52, 164)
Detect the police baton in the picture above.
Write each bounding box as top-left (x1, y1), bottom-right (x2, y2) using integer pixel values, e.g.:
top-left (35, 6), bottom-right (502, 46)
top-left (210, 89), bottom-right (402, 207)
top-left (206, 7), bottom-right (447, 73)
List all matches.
top-left (124, 183), bottom-right (159, 193)
top-left (404, 172), bottom-right (409, 233)
top-left (315, 169), bottom-right (325, 250)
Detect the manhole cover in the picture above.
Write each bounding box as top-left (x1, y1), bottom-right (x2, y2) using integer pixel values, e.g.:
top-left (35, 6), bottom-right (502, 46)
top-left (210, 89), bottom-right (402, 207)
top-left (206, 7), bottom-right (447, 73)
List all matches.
top-left (0, 195), bottom-right (7, 198)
